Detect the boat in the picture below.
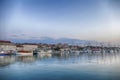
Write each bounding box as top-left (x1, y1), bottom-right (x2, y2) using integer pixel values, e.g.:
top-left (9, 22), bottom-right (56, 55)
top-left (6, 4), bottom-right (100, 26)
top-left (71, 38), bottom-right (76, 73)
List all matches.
top-left (0, 50), bottom-right (11, 56)
top-left (16, 50), bottom-right (33, 56)
top-left (37, 50), bottom-right (52, 57)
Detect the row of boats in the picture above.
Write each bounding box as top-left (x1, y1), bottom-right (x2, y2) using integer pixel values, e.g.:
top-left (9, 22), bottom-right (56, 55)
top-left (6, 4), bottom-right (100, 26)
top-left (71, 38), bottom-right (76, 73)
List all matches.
top-left (0, 50), bottom-right (51, 56)
top-left (0, 48), bottom-right (120, 56)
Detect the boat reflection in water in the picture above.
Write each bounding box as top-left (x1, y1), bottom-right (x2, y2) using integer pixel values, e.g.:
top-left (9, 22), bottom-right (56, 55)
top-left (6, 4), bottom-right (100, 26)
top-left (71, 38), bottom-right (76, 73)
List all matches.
top-left (0, 52), bottom-right (120, 66)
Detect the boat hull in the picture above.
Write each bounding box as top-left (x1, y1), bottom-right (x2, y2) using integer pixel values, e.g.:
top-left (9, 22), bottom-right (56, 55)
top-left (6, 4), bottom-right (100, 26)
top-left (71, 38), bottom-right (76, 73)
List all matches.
top-left (16, 52), bottom-right (33, 56)
top-left (0, 53), bottom-right (10, 56)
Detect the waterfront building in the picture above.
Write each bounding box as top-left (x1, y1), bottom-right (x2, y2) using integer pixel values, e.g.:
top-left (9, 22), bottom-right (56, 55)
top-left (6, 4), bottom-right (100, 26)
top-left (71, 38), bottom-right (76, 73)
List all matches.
top-left (22, 43), bottom-right (38, 51)
top-left (0, 40), bottom-right (16, 51)
top-left (16, 44), bottom-right (24, 51)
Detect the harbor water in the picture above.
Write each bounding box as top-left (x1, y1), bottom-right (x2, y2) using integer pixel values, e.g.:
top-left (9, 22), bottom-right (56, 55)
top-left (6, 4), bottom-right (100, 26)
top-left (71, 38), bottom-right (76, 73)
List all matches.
top-left (0, 52), bottom-right (120, 80)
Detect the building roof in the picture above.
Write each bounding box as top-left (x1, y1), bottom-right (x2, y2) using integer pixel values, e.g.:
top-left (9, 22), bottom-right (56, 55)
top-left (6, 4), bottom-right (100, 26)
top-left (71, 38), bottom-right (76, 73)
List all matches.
top-left (0, 40), bottom-right (12, 43)
top-left (23, 43), bottom-right (38, 45)
top-left (16, 45), bottom-right (23, 47)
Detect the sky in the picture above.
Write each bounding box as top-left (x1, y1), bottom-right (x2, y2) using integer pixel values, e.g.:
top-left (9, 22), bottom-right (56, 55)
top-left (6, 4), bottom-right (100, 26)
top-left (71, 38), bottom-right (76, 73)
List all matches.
top-left (0, 0), bottom-right (120, 42)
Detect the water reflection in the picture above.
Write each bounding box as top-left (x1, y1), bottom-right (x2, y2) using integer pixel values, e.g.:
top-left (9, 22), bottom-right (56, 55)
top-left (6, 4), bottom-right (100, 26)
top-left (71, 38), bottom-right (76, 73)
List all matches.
top-left (0, 56), bottom-right (16, 67)
top-left (0, 52), bottom-right (120, 67)
top-left (17, 56), bottom-right (36, 63)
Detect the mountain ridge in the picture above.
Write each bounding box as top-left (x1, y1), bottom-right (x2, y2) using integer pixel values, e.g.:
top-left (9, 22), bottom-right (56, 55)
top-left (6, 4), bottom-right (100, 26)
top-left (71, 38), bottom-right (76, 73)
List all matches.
top-left (8, 37), bottom-right (100, 46)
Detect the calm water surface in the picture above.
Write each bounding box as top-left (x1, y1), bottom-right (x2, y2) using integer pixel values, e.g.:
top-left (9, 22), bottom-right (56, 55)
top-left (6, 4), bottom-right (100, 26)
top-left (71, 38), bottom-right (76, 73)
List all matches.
top-left (0, 53), bottom-right (120, 80)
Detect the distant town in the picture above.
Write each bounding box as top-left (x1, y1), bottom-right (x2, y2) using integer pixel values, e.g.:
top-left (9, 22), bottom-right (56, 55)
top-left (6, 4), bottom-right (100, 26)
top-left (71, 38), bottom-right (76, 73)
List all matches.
top-left (0, 40), bottom-right (120, 56)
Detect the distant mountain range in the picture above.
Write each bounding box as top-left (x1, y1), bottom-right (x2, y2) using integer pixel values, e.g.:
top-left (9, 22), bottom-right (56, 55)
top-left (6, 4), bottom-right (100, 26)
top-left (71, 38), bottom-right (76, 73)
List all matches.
top-left (9, 37), bottom-right (100, 46)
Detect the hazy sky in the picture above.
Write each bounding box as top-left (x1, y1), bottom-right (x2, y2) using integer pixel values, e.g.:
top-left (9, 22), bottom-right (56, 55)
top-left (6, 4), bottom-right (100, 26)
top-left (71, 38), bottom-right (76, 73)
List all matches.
top-left (0, 0), bottom-right (120, 42)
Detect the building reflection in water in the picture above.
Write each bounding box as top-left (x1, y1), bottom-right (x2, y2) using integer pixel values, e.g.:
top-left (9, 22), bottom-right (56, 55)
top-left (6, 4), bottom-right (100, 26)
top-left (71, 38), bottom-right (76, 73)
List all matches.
top-left (0, 52), bottom-right (120, 67)
top-left (0, 56), bottom-right (16, 67)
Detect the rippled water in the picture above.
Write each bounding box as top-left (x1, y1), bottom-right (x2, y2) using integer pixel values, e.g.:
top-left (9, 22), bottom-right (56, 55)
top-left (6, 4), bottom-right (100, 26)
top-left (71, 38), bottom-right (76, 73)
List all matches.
top-left (0, 53), bottom-right (120, 80)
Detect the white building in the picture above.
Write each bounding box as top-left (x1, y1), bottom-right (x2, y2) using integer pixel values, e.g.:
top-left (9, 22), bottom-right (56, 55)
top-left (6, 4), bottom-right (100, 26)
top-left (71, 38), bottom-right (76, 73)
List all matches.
top-left (0, 40), bottom-right (16, 51)
top-left (22, 43), bottom-right (38, 51)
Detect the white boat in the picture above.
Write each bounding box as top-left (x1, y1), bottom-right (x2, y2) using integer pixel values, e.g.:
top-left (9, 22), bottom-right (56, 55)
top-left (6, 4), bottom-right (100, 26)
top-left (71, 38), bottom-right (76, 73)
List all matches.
top-left (16, 50), bottom-right (33, 56)
top-left (37, 53), bottom-right (52, 58)
top-left (37, 50), bottom-right (52, 57)
top-left (0, 50), bottom-right (11, 55)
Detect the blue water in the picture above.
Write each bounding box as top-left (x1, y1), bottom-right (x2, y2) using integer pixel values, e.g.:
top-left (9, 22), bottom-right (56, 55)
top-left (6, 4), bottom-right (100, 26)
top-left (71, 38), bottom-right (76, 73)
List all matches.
top-left (0, 53), bottom-right (120, 80)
